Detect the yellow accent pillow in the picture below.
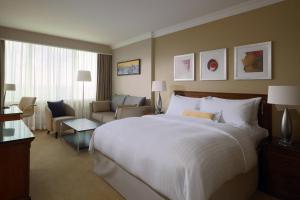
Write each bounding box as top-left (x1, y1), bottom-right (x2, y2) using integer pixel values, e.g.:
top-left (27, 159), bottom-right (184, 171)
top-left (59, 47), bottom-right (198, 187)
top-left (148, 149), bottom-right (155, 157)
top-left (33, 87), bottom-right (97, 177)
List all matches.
top-left (182, 110), bottom-right (214, 120)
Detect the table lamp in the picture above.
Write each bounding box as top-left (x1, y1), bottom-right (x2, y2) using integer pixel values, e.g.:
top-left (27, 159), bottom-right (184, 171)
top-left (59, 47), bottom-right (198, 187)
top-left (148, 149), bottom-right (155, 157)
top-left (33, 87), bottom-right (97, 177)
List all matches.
top-left (2, 83), bottom-right (16, 109)
top-left (152, 81), bottom-right (166, 114)
top-left (268, 85), bottom-right (300, 145)
top-left (77, 70), bottom-right (91, 117)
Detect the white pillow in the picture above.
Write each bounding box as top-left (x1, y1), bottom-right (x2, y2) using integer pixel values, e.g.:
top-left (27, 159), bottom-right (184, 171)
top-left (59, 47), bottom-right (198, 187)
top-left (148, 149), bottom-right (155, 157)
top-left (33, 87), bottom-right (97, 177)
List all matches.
top-left (166, 94), bottom-right (201, 116)
top-left (200, 97), bottom-right (260, 126)
top-left (221, 101), bottom-right (255, 127)
top-left (212, 97), bottom-right (261, 126)
top-left (199, 98), bottom-right (223, 122)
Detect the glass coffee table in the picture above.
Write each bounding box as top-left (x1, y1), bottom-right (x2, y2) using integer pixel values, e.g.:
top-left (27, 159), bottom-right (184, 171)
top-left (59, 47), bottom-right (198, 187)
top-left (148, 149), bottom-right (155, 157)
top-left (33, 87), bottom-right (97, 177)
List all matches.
top-left (60, 118), bottom-right (101, 152)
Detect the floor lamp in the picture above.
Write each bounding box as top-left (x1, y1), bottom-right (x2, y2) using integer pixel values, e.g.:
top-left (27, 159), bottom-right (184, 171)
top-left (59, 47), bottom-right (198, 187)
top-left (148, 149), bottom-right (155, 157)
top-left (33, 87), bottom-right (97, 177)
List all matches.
top-left (77, 70), bottom-right (91, 117)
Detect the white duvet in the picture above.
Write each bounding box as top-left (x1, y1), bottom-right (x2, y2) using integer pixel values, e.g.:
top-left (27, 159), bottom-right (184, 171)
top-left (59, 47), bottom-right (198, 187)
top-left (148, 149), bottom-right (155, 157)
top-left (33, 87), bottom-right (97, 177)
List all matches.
top-left (89, 115), bottom-right (263, 200)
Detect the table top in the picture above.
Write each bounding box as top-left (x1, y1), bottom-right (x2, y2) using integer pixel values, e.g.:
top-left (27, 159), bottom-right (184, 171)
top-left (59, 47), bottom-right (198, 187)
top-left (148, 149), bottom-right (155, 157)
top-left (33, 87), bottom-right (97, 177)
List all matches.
top-left (264, 137), bottom-right (300, 153)
top-left (0, 120), bottom-right (34, 143)
top-left (63, 118), bottom-right (101, 132)
top-left (0, 106), bottom-right (23, 115)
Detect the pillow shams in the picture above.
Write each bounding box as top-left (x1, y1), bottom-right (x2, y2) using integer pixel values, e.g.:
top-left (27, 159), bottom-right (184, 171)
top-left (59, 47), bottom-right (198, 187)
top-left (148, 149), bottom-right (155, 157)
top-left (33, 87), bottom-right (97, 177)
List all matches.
top-left (166, 94), bottom-right (201, 116)
top-left (221, 101), bottom-right (255, 127)
top-left (200, 97), bottom-right (258, 126)
top-left (212, 97), bottom-right (261, 126)
top-left (199, 99), bottom-right (223, 122)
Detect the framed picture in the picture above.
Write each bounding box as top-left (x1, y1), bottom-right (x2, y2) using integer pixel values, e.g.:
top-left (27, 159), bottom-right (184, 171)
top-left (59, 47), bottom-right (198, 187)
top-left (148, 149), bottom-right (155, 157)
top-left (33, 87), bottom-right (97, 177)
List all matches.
top-left (174, 53), bottom-right (194, 81)
top-left (234, 41), bottom-right (272, 80)
top-left (200, 48), bottom-right (227, 80)
top-left (117, 59), bottom-right (141, 76)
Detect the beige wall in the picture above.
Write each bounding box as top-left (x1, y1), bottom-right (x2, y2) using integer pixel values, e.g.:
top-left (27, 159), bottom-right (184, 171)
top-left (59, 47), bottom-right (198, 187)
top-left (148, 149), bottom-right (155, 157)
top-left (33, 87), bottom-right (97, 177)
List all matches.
top-left (154, 0), bottom-right (300, 138)
top-left (112, 39), bottom-right (153, 98)
top-left (0, 26), bottom-right (111, 54)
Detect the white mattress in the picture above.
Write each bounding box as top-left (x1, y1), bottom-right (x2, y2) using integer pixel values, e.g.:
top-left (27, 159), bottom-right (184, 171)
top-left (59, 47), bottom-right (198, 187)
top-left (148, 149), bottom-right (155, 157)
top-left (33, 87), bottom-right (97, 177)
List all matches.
top-left (90, 115), bottom-right (267, 200)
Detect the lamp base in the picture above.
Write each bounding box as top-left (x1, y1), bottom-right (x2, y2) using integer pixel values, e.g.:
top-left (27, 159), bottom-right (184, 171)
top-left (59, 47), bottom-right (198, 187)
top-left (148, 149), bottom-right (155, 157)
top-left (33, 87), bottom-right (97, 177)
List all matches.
top-left (156, 92), bottom-right (163, 114)
top-left (279, 108), bottom-right (293, 147)
top-left (278, 138), bottom-right (292, 146)
top-left (155, 110), bottom-right (164, 114)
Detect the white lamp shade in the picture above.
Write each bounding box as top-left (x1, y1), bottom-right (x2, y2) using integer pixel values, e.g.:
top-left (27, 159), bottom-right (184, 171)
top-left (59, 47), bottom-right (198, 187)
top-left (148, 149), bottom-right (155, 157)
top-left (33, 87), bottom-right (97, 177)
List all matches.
top-left (4, 83), bottom-right (16, 91)
top-left (77, 70), bottom-right (91, 82)
top-left (268, 86), bottom-right (300, 106)
top-left (152, 81), bottom-right (166, 92)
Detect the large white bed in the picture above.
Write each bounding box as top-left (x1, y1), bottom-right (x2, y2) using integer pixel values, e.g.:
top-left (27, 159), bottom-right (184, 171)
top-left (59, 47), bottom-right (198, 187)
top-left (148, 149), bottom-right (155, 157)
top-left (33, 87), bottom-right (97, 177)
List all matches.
top-left (89, 91), bottom-right (272, 200)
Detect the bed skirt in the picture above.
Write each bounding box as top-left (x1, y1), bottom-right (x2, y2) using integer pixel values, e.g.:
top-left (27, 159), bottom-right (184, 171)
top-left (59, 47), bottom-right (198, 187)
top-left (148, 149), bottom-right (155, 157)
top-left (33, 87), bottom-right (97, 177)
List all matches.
top-left (92, 150), bottom-right (258, 200)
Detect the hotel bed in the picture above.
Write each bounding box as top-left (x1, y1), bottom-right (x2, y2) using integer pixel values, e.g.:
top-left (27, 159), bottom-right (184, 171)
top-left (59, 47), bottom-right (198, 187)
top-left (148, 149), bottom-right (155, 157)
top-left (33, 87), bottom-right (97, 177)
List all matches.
top-left (89, 91), bottom-right (272, 200)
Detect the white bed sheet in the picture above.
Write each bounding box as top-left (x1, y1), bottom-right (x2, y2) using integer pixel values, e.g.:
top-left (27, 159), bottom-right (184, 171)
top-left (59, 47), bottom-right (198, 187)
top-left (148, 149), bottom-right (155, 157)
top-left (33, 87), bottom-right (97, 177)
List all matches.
top-left (89, 115), bottom-right (265, 200)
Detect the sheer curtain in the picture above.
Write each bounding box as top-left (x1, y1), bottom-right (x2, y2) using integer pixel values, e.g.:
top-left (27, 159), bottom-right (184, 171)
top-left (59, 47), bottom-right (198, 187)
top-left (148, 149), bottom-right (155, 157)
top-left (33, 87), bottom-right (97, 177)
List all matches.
top-left (5, 40), bottom-right (97, 129)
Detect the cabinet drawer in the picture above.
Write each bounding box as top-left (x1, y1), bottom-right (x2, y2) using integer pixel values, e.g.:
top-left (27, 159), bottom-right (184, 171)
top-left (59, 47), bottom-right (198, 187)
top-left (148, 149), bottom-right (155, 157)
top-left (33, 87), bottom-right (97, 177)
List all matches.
top-left (263, 148), bottom-right (300, 199)
top-left (266, 150), bottom-right (300, 171)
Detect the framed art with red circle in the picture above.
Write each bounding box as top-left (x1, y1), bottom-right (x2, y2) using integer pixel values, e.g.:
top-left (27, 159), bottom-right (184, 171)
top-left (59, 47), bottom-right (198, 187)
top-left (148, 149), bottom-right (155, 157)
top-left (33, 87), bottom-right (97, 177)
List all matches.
top-left (200, 48), bottom-right (227, 80)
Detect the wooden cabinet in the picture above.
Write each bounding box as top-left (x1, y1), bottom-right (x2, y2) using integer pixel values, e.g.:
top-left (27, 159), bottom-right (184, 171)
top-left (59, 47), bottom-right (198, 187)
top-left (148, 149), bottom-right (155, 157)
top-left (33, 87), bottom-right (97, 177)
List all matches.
top-left (0, 120), bottom-right (34, 200)
top-left (260, 138), bottom-right (300, 200)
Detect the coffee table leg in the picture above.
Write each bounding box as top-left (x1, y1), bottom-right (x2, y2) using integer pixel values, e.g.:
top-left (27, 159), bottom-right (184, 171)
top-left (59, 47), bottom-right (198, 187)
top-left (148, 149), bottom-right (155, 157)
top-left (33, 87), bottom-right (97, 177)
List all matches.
top-left (59, 122), bottom-right (62, 139)
top-left (77, 131), bottom-right (79, 152)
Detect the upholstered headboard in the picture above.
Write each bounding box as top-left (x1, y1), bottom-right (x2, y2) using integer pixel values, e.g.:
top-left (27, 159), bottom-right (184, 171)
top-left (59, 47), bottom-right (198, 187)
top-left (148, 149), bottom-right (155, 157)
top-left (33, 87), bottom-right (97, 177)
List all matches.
top-left (174, 90), bottom-right (272, 137)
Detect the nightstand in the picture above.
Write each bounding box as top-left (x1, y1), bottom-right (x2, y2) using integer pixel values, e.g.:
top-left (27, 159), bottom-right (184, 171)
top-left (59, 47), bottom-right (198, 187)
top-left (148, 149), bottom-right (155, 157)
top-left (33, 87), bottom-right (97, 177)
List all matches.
top-left (260, 138), bottom-right (300, 200)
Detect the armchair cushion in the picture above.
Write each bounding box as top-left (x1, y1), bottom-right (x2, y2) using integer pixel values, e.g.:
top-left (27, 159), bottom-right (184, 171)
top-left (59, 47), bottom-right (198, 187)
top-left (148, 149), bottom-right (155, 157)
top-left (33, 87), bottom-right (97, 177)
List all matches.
top-left (92, 101), bottom-right (111, 112)
top-left (111, 95), bottom-right (127, 112)
top-left (124, 96), bottom-right (146, 106)
top-left (47, 100), bottom-right (66, 118)
top-left (115, 105), bottom-right (153, 119)
top-left (92, 112), bottom-right (115, 123)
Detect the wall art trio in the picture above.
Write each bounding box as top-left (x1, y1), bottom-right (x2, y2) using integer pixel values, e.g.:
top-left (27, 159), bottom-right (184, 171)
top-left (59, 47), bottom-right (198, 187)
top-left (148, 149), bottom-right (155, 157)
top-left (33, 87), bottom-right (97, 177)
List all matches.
top-left (173, 41), bottom-right (272, 81)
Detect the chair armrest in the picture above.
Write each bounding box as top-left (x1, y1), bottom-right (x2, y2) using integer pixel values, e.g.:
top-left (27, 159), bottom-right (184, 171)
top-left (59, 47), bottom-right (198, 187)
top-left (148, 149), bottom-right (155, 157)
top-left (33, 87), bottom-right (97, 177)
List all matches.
top-left (45, 106), bottom-right (53, 131)
top-left (90, 101), bottom-right (111, 112)
top-left (64, 103), bottom-right (75, 116)
top-left (22, 104), bottom-right (36, 111)
top-left (115, 106), bottom-right (153, 119)
top-left (22, 104), bottom-right (36, 117)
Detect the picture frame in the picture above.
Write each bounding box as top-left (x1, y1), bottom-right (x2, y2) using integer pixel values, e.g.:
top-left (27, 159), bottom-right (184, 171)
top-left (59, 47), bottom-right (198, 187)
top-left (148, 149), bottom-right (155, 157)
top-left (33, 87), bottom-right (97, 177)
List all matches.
top-left (117, 59), bottom-right (141, 76)
top-left (200, 48), bottom-right (227, 80)
top-left (234, 41), bottom-right (272, 80)
top-left (174, 53), bottom-right (195, 81)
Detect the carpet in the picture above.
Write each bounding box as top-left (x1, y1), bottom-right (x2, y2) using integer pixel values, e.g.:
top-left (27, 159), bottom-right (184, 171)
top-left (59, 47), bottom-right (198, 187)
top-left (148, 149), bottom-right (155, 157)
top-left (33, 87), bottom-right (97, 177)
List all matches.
top-left (30, 131), bottom-right (278, 200)
top-left (30, 131), bottom-right (124, 200)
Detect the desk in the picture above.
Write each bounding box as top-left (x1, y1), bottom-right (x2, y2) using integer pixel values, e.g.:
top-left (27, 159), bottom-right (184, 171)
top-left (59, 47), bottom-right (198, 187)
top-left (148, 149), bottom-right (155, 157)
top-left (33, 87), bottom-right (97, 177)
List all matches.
top-left (0, 106), bottom-right (23, 122)
top-left (0, 120), bottom-right (35, 200)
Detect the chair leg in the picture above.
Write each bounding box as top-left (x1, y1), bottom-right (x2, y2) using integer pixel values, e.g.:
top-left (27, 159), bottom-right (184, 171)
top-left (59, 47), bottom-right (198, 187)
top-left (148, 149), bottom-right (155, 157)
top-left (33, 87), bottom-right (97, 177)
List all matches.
top-left (47, 130), bottom-right (50, 134)
top-left (55, 132), bottom-right (58, 139)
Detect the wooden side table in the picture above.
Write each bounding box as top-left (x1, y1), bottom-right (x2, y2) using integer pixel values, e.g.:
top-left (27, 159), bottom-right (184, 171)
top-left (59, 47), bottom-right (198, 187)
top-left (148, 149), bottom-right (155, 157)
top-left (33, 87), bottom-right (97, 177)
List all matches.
top-left (0, 106), bottom-right (23, 122)
top-left (260, 138), bottom-right (300, 200)
top-left (0, 120), bottom-right (35, 200)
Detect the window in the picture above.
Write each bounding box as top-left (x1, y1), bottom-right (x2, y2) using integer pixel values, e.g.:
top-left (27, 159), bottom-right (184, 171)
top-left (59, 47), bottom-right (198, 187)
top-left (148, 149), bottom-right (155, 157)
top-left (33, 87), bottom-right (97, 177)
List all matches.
top-left (5, 40), bottom-right (97, 129)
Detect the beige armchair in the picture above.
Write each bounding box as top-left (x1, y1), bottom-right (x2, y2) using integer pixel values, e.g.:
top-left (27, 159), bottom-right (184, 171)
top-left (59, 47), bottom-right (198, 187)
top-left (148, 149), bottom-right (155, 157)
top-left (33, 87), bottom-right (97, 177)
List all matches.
top-left (45, 103), bottom-right (76, 138)
top-left (12, 97), bottom-right (37, 118)
top-left (89, 96), bottom-right (153, 123)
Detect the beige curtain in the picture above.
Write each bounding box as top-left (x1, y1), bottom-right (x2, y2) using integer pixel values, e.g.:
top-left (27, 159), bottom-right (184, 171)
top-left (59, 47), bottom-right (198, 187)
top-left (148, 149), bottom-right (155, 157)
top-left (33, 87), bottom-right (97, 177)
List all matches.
top-left (96, 54), bottom-right (112, 101)
top-left (0, 40), bottom-right (4, 108)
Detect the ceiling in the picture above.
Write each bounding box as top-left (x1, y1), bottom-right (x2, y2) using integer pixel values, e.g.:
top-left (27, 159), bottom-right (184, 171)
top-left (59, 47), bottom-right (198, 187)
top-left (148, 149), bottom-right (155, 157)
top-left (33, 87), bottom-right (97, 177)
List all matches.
top-left (0, 0), bottom-right (279, 47)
